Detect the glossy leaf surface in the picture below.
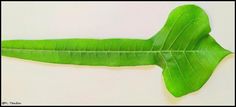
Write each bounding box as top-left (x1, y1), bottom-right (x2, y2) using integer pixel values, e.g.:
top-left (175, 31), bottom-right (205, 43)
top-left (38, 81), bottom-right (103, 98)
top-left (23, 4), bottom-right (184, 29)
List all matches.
top-left (1, 5), bottom-right (231, 97)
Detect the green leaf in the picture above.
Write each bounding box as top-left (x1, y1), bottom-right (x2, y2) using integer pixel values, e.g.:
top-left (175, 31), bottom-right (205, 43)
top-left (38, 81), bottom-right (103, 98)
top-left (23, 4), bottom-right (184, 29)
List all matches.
top-left (1, 4), bottom-right (232, 97)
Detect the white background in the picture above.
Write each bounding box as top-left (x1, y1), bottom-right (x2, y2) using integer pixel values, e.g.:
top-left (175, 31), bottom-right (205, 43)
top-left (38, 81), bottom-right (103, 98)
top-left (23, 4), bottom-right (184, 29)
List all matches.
top-left (1, 1), bottom-right (235, 105)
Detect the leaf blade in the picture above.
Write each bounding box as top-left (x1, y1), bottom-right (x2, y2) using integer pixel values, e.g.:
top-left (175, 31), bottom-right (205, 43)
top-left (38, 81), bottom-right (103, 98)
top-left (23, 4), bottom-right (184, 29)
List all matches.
top-left (155, 5), bottom-right (231, 96)
top-left (1, 4), bottom-right (232, 97)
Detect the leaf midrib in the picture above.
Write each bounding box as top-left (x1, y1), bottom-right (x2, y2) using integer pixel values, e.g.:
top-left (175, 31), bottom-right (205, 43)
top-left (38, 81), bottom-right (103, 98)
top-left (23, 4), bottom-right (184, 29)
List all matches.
top-left (2, 48), bottom-right (204, 53)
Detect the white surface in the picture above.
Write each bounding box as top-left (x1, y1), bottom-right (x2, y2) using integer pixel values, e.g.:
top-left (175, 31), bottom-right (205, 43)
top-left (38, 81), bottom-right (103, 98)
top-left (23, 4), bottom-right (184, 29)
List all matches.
top-left (1, 2), bottom-right (235, 105)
